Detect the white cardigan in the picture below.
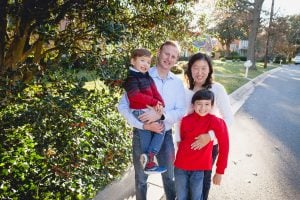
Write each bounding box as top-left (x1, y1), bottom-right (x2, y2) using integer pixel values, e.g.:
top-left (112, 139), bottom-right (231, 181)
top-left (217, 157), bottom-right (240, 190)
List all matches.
top-left (174, 82), bottom-right (234, 142)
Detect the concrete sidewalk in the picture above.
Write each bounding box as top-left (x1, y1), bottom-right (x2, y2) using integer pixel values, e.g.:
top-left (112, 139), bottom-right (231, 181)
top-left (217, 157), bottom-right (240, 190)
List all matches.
top-left (94, 67), bottom-right (282, 200)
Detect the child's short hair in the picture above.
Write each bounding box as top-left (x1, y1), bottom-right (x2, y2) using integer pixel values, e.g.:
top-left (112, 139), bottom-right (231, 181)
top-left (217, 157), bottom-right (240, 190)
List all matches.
top-left (131, 48), bottom-right (151, 59)
top-left (192, 89), bottom-right (215, 105)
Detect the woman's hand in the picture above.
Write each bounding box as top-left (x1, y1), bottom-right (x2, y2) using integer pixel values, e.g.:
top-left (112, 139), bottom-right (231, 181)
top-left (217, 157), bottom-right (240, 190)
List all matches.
top-left (190, 133), bottom-right (211, 150)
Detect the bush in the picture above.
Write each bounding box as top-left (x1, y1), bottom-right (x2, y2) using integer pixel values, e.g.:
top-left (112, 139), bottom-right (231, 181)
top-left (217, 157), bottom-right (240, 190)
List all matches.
top-left (0, 69), bottom-right (132, 199)
top-left (239, 56), bottom-right (247, 61)
top-left (273, 55), bottom-right (287, 64)
top-left (178, 56), bottom-right (189, 61)
top-left (225, 56), bottom-right (247, 62)
top-left (171, 66), bottom-right (183, 74)
top-left (224, 52), bottom-right (247, 62)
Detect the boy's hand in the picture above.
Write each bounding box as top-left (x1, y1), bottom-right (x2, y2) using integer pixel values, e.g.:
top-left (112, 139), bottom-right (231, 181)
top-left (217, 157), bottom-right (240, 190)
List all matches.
top-left (154, 103), bottom-right (164, 114)
top-left (191, 133), bottom-right (211, 150)
top-left (213, 173), bottom-right (222, 185)
top-left (143, 122), bottom-right (164, 134)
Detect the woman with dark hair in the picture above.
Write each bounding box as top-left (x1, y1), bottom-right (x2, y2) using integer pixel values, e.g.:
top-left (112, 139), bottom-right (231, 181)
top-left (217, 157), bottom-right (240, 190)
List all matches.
top-left (175, 52), bottom-right (233, 200)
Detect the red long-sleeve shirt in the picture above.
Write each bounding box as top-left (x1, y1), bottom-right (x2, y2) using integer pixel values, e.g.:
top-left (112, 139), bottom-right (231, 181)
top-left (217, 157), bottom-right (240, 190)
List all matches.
top-left (174, 112), bottom-right (229, 174)
top-left (123, 69), bottom-right (165, 109)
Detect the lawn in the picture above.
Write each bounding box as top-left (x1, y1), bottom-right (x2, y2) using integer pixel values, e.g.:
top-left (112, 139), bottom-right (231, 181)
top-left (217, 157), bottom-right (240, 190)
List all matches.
top-left (81, 60), bottom-right (281, 94)
top-left (213, 60), bottom-right (279, 94)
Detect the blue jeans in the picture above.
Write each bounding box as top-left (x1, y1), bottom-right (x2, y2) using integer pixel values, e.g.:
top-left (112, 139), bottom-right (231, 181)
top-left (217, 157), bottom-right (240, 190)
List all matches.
top-left (202, 144), bottom-right (219, 200)
top-left (132, 129), bottom-right (175, 200)
top-left (174, 167), bottom-right (204, 200)
top-left (132, 110), bottom-right (165, 155)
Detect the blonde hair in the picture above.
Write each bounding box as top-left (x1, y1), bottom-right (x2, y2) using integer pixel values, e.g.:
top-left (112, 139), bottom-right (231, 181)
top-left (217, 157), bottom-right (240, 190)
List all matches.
top-left (159, 40), bottom-right (181, 55)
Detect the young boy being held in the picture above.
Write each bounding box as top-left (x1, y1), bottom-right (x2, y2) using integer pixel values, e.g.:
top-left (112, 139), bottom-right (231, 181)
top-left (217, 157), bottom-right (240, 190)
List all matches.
top-left (174, 89), bottom-right (229, 200)
top-left (123, 48), bottom-right (166, 174)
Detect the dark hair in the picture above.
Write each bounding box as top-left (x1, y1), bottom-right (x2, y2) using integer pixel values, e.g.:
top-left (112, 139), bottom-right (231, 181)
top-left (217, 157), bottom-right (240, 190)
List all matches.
top-left (191, 89), bottom-right (215, 106)
top-left (186, 52), bottom-right (213, 90)
top-left (131, 48), bottom-right (151, 59)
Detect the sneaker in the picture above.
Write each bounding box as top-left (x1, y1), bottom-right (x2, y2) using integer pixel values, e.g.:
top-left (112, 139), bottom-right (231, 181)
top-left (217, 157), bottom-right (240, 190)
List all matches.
top-left (144, 152), bottom-right (167, 174)
top-left (140, 154), bottom-right (148, 169)
top-left (144, 165), bottom-right (167, 174)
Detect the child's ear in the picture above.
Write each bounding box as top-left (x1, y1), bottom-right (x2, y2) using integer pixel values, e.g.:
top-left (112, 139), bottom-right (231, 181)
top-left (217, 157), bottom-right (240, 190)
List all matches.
top-left (191, 103), bottom-right (195, 110)
top-left (130, 58), bottom-right (135, 65)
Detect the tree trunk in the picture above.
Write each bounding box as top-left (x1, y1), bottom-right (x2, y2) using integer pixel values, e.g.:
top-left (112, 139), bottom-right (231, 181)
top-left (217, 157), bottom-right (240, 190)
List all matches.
top-left (4, 12), bottom-right (32, 71)
top-left (4, 33), bottom-right (29, 70)
top-left (33, 38), bottom-right (44, 63)
top-left (225, 42), bottom-right (231, 57)
top-left (247, 0), bottom-right (264, 70)
top-left (264, 0), bottom-right (274, 68)
top-left (0, 0), bottom-right (8, 74)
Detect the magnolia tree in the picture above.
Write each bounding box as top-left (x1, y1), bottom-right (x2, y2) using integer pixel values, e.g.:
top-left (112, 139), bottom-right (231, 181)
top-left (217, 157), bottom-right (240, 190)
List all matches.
top-left (0, 0), bottom-right (194, 81)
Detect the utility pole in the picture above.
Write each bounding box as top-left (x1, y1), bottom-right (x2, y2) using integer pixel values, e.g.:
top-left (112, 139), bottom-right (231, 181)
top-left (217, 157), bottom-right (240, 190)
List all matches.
top-left (264, 0), bottom-right (275, 68)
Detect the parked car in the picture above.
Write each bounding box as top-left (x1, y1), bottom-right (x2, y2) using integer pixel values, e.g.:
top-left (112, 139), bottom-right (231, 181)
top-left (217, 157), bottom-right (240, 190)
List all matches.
top-left (294, 54), bottom-right (300, 64)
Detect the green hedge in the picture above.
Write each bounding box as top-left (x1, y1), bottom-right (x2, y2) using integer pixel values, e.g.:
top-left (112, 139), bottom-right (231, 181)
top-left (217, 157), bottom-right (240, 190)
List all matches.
top-left (224, 56), bottom-right (247, 61)
top-left (0, 70), bottom-right (132, 199)
top-left (273, 55), bottom-right (287, 64)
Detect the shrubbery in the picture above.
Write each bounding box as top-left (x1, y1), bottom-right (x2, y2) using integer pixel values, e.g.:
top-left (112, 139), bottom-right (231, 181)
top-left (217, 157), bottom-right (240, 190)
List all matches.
top-left (171, 66), bottom-right (183, 74)
top-left (273, 55), bottom-right (287, 64)
top-left (224, 56), bottom-right (247, 61)
top-left (178, 56), bottom-right (189, 61)
top-left (0, 69), bottom-right (132, 199)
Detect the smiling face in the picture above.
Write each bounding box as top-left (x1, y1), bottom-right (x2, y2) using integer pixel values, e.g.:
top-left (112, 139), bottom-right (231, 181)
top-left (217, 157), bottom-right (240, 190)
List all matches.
top-left (157, 44), bottom-right (179, 72)
top-left (193, 99), bottom-right (212, 116)
top-left (131, 56), bottom-right (152, 74)
top-left (191, 60), bottom-right (210, 87)
top-left (186, 53), bottom-right (213, 90)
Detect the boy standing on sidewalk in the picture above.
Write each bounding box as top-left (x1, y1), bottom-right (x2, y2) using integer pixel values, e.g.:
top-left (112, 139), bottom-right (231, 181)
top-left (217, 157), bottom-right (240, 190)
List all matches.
top-left (123, 48), bottom-right (166, 174)
top-left (174, 89), bottom-right (229, 200)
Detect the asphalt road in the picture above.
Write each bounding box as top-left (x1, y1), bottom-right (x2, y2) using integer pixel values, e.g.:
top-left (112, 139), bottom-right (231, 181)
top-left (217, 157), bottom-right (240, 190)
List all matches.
top-left (209, 65), bottom-right (300, 200)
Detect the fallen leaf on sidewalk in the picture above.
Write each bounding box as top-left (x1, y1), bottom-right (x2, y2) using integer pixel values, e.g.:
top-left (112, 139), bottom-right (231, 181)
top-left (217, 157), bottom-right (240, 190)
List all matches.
top-left (246, 153), bottom-right (253, 157)
top-left (252, 172), bottom-right (258, 176)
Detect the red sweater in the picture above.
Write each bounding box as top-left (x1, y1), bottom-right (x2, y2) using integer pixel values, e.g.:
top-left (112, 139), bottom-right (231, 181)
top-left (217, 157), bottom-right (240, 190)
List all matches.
top-left (123, 69), bottom-right (165, 109)
top-left (174, 112), bottom-right (229, 174)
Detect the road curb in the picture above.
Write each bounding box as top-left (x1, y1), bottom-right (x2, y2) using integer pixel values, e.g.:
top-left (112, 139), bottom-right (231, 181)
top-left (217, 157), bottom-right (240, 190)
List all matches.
top-left (229, 67), bottom-right (282, 114)
top-left (94, 166), bottom-right (135, 200)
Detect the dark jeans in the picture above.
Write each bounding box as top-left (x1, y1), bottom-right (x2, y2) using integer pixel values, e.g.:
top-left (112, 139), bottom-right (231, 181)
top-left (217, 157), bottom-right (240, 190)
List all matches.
top-left (174, 167), bottom-right (204, 200)
top-left (132, 129), bottom-right (176, 200)
top-left (202, 144), bottom-right (219, 200)
top-left (132, 110), bottom-right (165, 155)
